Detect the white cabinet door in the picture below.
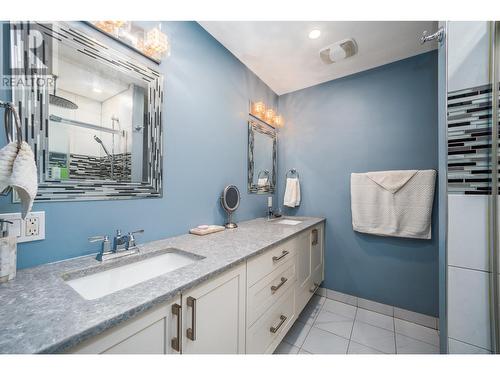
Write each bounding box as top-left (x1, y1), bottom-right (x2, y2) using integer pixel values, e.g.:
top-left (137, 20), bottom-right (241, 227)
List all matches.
top-left (310, 224), bottom-right (324, 288)
top-left (295, 232), bottom-right (312, 312)
top-left (69, 296), bottom-right (181, 354)
top-left (181, 263), bottom-right (246, 354)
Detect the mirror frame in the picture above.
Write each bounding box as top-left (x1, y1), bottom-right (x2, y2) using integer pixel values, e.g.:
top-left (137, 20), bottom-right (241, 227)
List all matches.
top-left (9, 21), bottom-right (164, 202)
top-left (247, 119), bottom-right (277, 194)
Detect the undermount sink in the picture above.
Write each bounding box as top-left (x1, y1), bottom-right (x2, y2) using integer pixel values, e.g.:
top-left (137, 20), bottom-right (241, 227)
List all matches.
top-left (274, 219), bottom-right (303, 226)
top-left (64, 248), bottom-right (202, 300)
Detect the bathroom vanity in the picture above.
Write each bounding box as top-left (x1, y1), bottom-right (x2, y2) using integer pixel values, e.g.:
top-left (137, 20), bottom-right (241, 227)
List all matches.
top-left (0, 217), bottom-right (324, 354)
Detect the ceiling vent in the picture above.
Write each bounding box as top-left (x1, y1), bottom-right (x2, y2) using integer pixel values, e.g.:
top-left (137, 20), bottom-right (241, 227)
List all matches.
top-left (319, 38), bottom-right (358, 64)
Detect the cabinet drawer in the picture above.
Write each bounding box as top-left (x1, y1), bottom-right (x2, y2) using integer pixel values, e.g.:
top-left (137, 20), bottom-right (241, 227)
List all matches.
top-left (246, 288), bottom-right (295, 354)
top-left (247, 238), bottom-right (297, 287)
top-left (103, 319), bottom-right (165, 354)
top-left (247, 258), bottom-right (296, 327)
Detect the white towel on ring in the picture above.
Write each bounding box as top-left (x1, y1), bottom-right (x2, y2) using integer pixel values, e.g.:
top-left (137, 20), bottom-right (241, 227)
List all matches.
top-left (0, 142), bottom-right (18, 193)
top-left (284, 177), bottom-right (301, 207)
top-left (10, 142), bottom-right (38, 219)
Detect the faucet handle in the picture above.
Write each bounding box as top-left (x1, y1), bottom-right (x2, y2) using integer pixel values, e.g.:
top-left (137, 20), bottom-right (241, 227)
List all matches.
top-left (89, 235), bottom-right (109, 242)
top-left (127, 229), bottom-right (144, 249)
top-left (89, 235), bottom-right (111, 261)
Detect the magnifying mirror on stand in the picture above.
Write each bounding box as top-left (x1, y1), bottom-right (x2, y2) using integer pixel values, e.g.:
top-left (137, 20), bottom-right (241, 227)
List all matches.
top-left (221, 185), bottom-right (240, 229)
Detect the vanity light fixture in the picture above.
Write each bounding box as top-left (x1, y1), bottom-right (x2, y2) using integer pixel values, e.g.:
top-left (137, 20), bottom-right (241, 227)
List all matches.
top-left (308, 29), bottom-right (321, 40)
top-left (90, 21), bottom-right (169, 62)
top-left (249, 101), bottom-right (284, 128)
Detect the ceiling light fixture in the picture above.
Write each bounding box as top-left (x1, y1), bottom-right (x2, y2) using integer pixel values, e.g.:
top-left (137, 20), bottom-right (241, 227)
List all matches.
top-left (308, 29), bottom-right (321, 40)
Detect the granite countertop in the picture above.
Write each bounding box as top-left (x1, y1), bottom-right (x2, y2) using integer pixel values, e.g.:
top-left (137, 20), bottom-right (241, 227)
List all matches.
top-left (0, 216), bottom-right (325, 354)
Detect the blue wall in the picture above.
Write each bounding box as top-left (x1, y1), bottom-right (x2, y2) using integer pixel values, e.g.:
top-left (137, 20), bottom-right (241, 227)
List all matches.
top-left (278, 51), bottom-right (439, 316)
top-left (0, 22), bottom-right (277, 268)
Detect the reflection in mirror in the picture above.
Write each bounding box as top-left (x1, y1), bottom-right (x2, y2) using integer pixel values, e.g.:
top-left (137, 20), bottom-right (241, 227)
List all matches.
top-left (248, 120), bottom-right (277, 194)
top-left (47, 40), bottom-right (148, 182)
top-left (10, 22), bottom-right (163, 201)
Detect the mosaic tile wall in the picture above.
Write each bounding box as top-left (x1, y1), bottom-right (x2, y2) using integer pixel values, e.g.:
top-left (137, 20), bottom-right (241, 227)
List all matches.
top-left (48, 152), bottom-right (132, 181)
top-left (447, 84), bottom-right (499, 195)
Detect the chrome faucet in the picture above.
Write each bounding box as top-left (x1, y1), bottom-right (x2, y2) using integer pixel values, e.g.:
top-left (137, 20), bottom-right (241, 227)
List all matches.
top-left (89, 229), bottom-right (144, 262)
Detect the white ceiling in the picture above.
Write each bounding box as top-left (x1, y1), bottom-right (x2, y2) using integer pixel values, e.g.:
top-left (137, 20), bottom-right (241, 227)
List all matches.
top-left (199, 21), bottom-right (438, 95)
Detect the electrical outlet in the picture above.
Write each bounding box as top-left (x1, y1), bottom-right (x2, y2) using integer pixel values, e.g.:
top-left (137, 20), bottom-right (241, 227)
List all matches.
top-left (25, 216), bottom-right (39, 236)
top-left (0, 211), bottom-right (45, 243)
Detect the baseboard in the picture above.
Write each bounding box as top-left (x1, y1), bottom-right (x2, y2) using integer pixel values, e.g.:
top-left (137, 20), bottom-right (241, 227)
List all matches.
top-left (315, 287), bottom-right (438, 330)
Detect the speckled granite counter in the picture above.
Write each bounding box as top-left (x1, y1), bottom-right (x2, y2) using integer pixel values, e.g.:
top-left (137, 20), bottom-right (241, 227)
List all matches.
top-left (0, 216), bottom-right (324, 354)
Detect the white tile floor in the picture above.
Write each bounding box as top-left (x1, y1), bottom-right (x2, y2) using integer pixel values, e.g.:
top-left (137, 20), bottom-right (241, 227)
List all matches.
top-left (274, 295), bottom-right (440, 354)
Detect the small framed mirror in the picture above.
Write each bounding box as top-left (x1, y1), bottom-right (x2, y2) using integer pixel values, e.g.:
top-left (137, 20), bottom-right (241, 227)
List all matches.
top-left (9, 21), bottom-right (163, 201)
top-left (248, 120), bottom-right (277, 194)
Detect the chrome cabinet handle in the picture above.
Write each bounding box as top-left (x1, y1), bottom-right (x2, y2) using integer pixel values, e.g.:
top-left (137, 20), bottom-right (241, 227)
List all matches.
top-left (270, 315), bottom-right (288, 333)
top-left (272, 250), bottom-right (289, 263)
top-left (309, 282), bottom-right (320, 293)
top-left (311, 228), bottom-right (319, 246)
top-left (270, 277), bottom-right (288, 294)
top-left (171, 303), bottom-right (182, 352)
top-left (186, 296), bottom-right (197, 341)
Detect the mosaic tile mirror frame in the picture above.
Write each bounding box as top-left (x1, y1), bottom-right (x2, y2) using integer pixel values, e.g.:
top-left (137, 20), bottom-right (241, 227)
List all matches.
top-left (9, 21), bottom-right (164, 202)
top-left (247, 119), bottom-right (277, 194)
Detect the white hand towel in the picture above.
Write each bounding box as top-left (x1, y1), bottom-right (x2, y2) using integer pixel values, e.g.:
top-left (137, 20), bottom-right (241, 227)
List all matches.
top-left (257, 177), bottom-right (269, 187)
top-left (0, 142), bottom-right (18, 193)
top-left (10, 142), bottom-right (38, 219)
top-left (284, 177), bottom-right (301, 208)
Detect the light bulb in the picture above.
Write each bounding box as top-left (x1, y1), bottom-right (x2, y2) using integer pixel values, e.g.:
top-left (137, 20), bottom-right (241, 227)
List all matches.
top-left (308, 29), bottom-right (321, 39)
top-left (252, 101), bottom-right (266, 116)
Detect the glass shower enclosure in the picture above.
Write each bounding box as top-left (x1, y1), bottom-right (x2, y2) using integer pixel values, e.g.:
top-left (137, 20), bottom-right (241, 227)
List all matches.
top-left (444, 21), bottom-right (500, 354)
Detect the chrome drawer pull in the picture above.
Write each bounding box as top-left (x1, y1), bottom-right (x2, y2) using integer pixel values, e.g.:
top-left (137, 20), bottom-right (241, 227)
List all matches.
top-left (186, 296), bottom-right (197, 341)
top-left (171, 303), bottom-right (182, 352)
top-left (270, 315), bottom-right (287, 333)
top-left (309, 282), bottom-right (320, 293)
top-left (311, 228), bottom-right (319, 246)
top-left (270, 277), bottom-right (288, 294)
top-left (272, 250), bottom-right (289, 263)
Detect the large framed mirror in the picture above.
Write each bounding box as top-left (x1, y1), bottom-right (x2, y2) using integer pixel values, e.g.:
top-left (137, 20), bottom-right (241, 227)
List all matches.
top-left (247, 120), bottom-right (277, 194)
top-left (9, 21), bottom-right (163, 201)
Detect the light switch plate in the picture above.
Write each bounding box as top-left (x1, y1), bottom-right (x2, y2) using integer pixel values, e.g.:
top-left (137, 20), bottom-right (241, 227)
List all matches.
top-left (0, 211), bottom-right (45, 243)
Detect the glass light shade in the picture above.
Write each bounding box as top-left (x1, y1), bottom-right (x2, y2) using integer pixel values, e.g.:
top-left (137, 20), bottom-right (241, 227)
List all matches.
top-left (94, 21), bottom-right (125, 35)
top-left (273, 114), bottom-right (284, 127)
top-left (252, 101), bottom-right (266, 116)
top-left (264, 108), bottom-right (275, 123)
top-left (144, 27), bottom-right (169, 58)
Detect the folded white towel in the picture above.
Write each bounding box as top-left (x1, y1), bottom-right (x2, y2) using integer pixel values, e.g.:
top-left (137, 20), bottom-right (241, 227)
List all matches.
top-left (0, 142), bottom-right (18, 193)
top-left (10, 142), bottom-right (38, 219)
top-left (365, 170), bottom-right (418, 193)
top-left (351, 170), bottom-right (436, 239)
top-left (284, 177), bottom-right (301, 208)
